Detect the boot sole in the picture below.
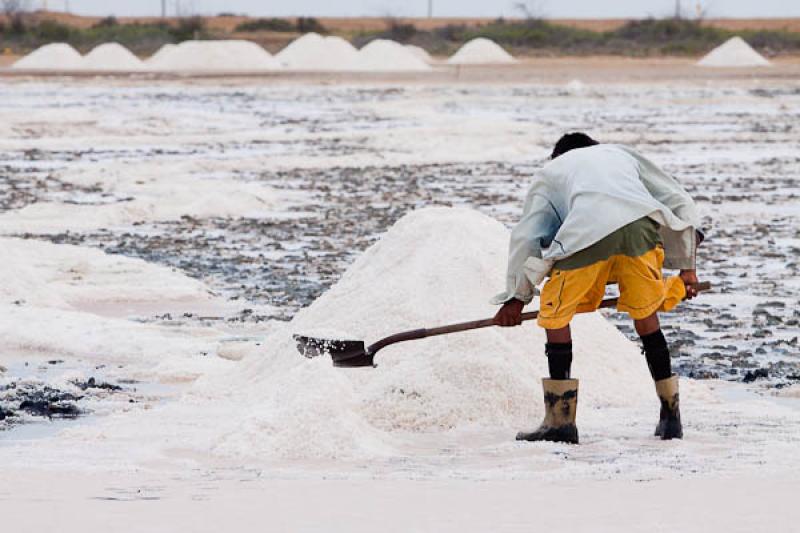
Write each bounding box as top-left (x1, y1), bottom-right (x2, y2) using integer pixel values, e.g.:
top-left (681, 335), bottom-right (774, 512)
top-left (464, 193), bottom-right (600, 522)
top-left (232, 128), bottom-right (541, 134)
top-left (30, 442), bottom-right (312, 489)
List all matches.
top-left (516, 424), bottom-right (579, 445)
top-left (658, 419), bottom-right (683, 440)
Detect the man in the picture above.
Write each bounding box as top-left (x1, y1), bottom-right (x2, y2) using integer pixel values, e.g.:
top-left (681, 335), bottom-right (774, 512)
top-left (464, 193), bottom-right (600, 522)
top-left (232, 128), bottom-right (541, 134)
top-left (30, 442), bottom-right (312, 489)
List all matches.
top-left (492, 133), bottom-right (703, 444)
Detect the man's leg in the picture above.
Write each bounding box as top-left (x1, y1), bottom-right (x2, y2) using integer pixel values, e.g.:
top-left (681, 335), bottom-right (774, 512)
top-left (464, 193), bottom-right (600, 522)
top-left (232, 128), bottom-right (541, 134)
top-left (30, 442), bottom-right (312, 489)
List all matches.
top-left (516, 323), bottom-right (579, 444)
top-left (546, 325), bottom-right (573, 380)
top-left (635, 313), bottom-right (672, 382)
top-left (635, 312), bottom-right (682, 440)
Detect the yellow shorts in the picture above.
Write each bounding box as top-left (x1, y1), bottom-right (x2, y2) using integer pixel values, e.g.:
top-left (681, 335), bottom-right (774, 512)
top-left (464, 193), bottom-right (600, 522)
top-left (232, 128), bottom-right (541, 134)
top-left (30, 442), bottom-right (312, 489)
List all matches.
top-left (537, 246), bottom-right (686, 330)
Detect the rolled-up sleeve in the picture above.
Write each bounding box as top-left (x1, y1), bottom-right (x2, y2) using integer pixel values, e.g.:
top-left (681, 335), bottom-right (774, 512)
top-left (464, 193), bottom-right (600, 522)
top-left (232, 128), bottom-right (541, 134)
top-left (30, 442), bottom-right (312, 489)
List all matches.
top-left (491, 192), bottom-right (560, 305)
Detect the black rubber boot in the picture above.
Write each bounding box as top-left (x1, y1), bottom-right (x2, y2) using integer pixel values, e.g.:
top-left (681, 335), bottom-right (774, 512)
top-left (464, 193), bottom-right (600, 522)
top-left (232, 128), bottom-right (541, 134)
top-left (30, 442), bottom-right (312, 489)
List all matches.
top-left (516, 378), bottom-right (579, 444)
top-left (654, 374), bottom-right (683, 440)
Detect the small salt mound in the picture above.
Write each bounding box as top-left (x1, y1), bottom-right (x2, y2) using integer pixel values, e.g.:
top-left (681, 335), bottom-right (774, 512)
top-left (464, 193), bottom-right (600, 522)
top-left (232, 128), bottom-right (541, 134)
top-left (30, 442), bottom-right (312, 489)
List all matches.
top-left (404, 44), bottom-right (433, 63)
top-left (208, 207), bottom-right (651, 460)
top-left (276, 32), bottom-right (361, 70)
top-left (81, 42), bottom-right (144, 71)
top-left (697, 36), bottom-right (770, 68)
top-left (448, 37), bottom-right (515, 65)
top-left (147, 40), bottom-right (281, 72)
top-left (146, 43), bottom-right (177, 64)
top-left (12, 43), bottom-right (84, 70)
top-left (565, 79), bottom-right (586, 93)
top-left (357, 39), bottom-right (431, 71)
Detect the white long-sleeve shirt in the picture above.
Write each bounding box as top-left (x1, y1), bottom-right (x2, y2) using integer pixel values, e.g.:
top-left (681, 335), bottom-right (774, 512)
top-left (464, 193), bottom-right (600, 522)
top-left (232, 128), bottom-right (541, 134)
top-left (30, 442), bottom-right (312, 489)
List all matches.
top-left (492, 144), bottom-right (702, 305)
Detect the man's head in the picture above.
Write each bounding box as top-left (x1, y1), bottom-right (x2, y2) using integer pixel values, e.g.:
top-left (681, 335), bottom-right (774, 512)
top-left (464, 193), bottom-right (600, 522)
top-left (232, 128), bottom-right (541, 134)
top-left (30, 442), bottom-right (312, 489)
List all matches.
top-left (551, 132), bottom-right (599, 159)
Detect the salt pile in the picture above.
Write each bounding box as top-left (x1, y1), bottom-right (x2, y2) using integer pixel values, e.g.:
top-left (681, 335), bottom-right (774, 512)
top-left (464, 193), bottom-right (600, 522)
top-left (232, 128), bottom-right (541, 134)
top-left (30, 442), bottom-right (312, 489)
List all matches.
top-left (81, 42), bottom-right (144, 71)
top-left (405, 44), bottom-right (434, 63)
top-left (12, 43), bottom-right (84, 70)
top-left (697, 36), bottom-right (771, 67)
top-left (146, 43), bottom-right (177, 64)
top-left (147, 40), bottom-right (281, 71)
top-left (276, 33), bottom-right (361, 70)
top-left (565, 79), bottom-right (586, 93)
top-left (207, 207), bottom-right (652, 460)
top-left (448, 38), bottom-right (515, 65)
top-left (357, 39), bottom-right (431, 71)
top-left (0, 237), bottom-right (211, 312)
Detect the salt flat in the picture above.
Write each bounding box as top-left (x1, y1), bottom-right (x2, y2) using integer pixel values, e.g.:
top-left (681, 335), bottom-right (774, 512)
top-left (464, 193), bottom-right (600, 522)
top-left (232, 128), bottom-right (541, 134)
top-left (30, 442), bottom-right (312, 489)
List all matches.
top-left (0, 73), bottom-right (798, 530)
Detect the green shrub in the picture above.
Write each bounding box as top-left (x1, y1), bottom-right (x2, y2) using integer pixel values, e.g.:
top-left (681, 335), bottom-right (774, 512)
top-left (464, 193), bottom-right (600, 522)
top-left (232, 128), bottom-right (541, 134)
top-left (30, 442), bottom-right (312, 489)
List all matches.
top-left (740, 29), bottom-right (800, 54)
top-left (385, 20), bottom-right (417, 42)
top-left (92, 16), bottom-right (119, 29)
top-left (464, 19), bottom-right (599, 50)
top-left (33, 20), bottom-right (73, 41)
top-left (296, 17), bottom-right (325, 34)
top-left (8, 12), bottom-right (27, 35)
top-left (235, 18), bottom-right (295, 32)
top-left (3, 15), bottom-right (800, 58)
top-left (434, 24), bottom-right (468, 42)
top-left (170, 16), bottom-right (207, 41)
top-left (79, 22), bottom-right (175, 53)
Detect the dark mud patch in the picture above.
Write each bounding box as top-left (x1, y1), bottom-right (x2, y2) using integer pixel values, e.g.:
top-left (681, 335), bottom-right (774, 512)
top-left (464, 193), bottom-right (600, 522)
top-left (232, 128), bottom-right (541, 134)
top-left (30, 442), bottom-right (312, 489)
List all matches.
top-left (1, 382), bottom-right (83, 423)
top-left (0, 162), bottom-right (106, 212)
top-left (0, 376), bottom-right (125, 429)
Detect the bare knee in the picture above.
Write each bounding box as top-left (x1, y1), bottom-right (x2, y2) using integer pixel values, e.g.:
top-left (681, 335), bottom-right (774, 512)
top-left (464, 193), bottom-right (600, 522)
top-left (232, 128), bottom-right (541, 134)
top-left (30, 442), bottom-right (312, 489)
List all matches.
top-left (634, 313), bottom-right (660, 337)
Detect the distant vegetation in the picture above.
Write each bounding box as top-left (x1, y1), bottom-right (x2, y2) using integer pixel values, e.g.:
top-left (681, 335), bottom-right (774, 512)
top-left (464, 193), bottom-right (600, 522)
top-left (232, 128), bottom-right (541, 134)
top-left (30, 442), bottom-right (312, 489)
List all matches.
top-left (1, 13), bottom-right (799, 57)
top-left (295, 17), bottom-right (326, 34)
top-left (234, 17), bottom-right (326, 34)
top-left (358, 18), bottom-right (800, 56)
top-left (0, 15), bottom-right (210, 54)
top-left (235, 17), bottom-right (296, 33)
top-left (0, 14), bottom-right (330, 54)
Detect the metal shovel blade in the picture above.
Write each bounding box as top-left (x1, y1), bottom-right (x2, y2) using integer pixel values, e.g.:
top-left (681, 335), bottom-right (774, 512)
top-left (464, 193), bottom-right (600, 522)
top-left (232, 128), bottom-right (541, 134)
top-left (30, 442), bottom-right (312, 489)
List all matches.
top-left (293, 335), bottom-right (375, 368)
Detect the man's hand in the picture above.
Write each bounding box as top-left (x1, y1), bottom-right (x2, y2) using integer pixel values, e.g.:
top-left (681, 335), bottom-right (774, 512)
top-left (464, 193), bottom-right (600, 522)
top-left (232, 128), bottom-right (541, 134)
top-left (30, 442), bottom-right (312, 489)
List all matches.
top-left (680, 269), bottom-right (699, 299)
top-left (494, 298), bottom-right (525, 327)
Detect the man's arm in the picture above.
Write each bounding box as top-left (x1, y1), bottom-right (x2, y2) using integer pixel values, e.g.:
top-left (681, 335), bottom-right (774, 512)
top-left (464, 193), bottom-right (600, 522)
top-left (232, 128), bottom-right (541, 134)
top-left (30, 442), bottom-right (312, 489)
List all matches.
top-left (495, 298), bottom-right (525, 327)
top-left (492, 192), bottom-right (560, 326)
top-left (680, 231), bottom-right (705, 299)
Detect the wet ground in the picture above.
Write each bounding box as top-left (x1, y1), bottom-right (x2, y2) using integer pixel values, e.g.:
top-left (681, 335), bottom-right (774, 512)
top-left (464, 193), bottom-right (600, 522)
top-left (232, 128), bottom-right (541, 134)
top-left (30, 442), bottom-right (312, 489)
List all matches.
top-left (0, 80), bottom-right (798, 393)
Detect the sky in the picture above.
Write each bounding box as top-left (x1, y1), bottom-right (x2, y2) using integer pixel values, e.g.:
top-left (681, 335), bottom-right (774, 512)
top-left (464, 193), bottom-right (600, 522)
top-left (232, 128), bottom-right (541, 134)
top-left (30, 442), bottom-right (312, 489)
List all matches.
top-left (41, 0), bottom-right (800, 19)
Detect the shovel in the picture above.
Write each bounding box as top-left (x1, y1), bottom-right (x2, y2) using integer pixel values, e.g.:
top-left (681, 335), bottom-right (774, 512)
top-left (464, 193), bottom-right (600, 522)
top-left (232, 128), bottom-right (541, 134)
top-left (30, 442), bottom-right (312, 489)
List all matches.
top-left (294, 282), bottom-right (711, 368)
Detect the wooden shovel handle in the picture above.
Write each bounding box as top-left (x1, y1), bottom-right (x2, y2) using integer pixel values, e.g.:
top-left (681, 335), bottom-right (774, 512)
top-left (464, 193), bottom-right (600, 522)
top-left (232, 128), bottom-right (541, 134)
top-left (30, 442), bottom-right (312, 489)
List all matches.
top-left (366, 282), bottom-right (711, 356)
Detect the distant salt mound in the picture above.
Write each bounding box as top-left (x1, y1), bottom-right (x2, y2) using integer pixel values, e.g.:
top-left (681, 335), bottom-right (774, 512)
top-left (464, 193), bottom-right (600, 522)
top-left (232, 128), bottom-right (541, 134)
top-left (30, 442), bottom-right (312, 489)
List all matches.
top-left (147, 40), bottom-right (281, 71)
top-left (697, 36), bottom-right (770, 68)
top-left (404, 44), bottom-right (433, 63)
top-left (277, 35), bottom-right (430, 71)
top-left (146, 43), bottom-right (177, 64)
top-left (209, 207), bottom-right (650, 460)
top-left (81, 43), bottom-right (144, 71)
top-left (357, 39), bottom-right (431, 71)
top-left (565, 79), bottom-right (586, 93)
top-left (276, 32), bottom-right (361, 70)
top-left (12, 43), bottom-right (84, 70)
top-left (448, 37), bottom-right (515, 65)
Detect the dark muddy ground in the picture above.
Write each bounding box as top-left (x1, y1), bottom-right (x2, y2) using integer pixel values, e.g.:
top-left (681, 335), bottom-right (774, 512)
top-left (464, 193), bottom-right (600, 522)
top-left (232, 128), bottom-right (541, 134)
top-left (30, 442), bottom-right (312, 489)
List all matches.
top-left (8, 157), bottom-right (798, 385)
top-left (0, 82), bottom-right (797, 389)
top-left (0, 361), bottom-right (127, 430)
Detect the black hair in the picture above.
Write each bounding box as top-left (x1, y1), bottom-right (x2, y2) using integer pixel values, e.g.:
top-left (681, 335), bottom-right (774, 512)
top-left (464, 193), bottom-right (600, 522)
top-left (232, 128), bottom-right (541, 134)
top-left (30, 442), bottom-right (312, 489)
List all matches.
top-left (551, 132), bottom-right (599, 159)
